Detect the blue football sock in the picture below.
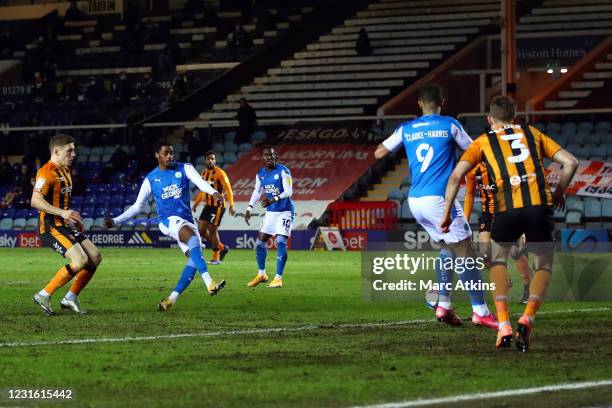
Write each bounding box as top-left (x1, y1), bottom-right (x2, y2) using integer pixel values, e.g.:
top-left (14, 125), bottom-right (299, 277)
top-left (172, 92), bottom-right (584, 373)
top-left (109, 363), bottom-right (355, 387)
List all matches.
top-left (255, 238), bottom-right (267, 270)
top-left (173, 258), bottom-right (197, 295)
top-left (458, 262), bottom-right (486, 308)
top-left (187, 235), bottom-right (208, 274)
top-left (276, 235), bottom-right (288, 277)
top-left (435, 249), bottom-right (454, 305)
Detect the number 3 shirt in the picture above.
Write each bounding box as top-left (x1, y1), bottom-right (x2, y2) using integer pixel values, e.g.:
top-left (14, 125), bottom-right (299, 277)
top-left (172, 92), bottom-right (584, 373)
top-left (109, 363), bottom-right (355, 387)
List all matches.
top-left (460, 124), bottom-right (561, 214)
top-left (382, 114), bottom-right (472, 198)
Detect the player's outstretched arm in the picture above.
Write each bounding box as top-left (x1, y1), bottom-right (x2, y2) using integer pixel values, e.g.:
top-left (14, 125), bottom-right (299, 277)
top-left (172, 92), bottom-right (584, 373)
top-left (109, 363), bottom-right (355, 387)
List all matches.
top-left (375, 127), bottom-right (403, 159)
top-left (184, 163), bottom-right (219, 199)
top-left (106, 178), bottom-right (151, 228)
top-left (245, 176), bottom-right (262, 226)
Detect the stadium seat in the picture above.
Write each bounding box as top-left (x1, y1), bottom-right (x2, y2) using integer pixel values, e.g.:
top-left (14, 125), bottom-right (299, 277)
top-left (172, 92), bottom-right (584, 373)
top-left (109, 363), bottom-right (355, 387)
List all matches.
top-left (400, 175), bottom-right (411, 188)
top-left (566, 197), bottom-right (584, 213)
top-left (103, 146), bottom-right (115, 155)
top-left (561, 122), bottom-right (577, 135)
top-left (0, 218), bottom-right (13, 230)
top-left (79, 147), bottom-right (92, 156)
top-left (223, 152), bottom-right (237, 164)
top-left (250, 131), bottom-right (267, 144)
top-left (552, 206), bottom-right (567, 221)
top-left (212, 143), bottom-right (225, 154)
top-left (554, 134), bottom-right (568, 147)
top-left (387, 189), bottom-right (404, 201)
top-left (584, 198), bottom-right (602, 220)
top-left (12, 218), bottom-right (26, 230)
top-left (224, 141), bottom-right (238, 152)
top-left (224, 131), bottom-right (237, 141)
top-left (595, 121), bottom-right (611, 132)
top-left (603, 200), bottom-right (612, 219)
top-left (577, 121), bottom-right (594, 133)
top-left (400, 201), bottom-right (413, 220)
top-left (83, 218), bottom-right (94, 231)
top-left (25, 217), bottom-right (38, 230)
top-left (574, 131), bottom-right (590, 145)
top-left (102, 154), bottom-right (112, 162)
top-left (89, 155), bottom-right (101, 162)
top-left (565, 210), bottom-right (582, 224)
top-left (90, 147), bottom-right (104, 155)
top-left (546, 122), bottom-right (561, 134)
top-left (585, 134), bottom-right (600, 145)
top-left (238, 143), bottom-right (252, 152)
top-left (534, 122), bottom-right (546, 132)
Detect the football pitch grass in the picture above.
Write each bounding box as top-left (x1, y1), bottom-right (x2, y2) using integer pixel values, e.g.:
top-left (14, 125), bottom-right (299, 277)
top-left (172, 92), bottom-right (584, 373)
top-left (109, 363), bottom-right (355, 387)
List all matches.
top-left (0, 248), bottom-right (611, 408)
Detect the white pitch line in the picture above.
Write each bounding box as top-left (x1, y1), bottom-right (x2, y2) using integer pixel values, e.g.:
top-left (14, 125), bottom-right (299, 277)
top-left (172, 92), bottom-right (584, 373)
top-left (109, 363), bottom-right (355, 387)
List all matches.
top-left (0, 307), bottom-right (608, 349)
top-left (350, 379), bottom-right (612, 408)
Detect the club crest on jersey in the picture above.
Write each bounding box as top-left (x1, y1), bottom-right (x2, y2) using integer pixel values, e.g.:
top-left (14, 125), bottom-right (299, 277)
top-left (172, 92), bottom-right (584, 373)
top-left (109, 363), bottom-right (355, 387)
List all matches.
top-left (274, 174), bottom-right (279, 180)
top-left (175, 171), bottom-right (182, 178)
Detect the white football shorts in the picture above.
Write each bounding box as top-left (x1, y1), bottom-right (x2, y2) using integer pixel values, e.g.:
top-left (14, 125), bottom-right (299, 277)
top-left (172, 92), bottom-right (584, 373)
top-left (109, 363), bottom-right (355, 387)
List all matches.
top-left (159, 215), bottom-right (202, 254)
top-left (260, 210), bottom-right (293, 237)
top-left (408, 196), bottom-right (471, 244)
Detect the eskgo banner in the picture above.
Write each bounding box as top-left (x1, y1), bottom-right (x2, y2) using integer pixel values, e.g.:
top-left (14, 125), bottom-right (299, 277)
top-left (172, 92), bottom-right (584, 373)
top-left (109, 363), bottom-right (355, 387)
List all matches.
top-left (272, 122), bottom-right (385, 144)
top-left (547, 160), bottom-right (612, 199)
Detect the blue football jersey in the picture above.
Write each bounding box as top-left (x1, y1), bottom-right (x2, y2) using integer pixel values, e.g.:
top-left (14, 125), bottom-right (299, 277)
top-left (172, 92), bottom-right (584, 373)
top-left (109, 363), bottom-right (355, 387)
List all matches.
top-left (257, 164), bottom-right (294, 213)
top-left (146, 162), bottom-right (194, 224)
top-left (383, 114), bottom-right (472, 198)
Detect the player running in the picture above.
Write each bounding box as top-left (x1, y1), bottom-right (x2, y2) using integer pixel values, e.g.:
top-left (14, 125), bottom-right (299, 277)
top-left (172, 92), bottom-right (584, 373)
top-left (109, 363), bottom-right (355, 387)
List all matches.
top-left (440, 95), bottom-right (578, 351)
top-left (244, 146), bottom-right (293, 288)
top-left (192, 151), bottom-right (235, 264)
top-left (464, 164), bottom-right (533, 303)
top-left (105, 141), bottom-right (226, 311)
top-left (32, 134), bottom-right (103, 315)
top-left (375, 84), bottom-right (497, 329)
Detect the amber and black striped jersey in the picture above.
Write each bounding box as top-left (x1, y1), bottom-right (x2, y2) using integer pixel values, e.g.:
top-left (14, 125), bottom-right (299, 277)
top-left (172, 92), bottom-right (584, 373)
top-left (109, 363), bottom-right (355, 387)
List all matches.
top-left (461, 124), bottom-right (562, 214)
top-left (464, 164), bottom-right (496, 217)
top-left (33, 161), bottom-right (73, 234)
top-left (193, 166), bottom-right (234, 209)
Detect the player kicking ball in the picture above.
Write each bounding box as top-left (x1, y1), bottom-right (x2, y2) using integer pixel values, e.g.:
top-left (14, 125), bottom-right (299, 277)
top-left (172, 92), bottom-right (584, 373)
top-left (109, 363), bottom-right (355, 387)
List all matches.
top-left (244, 146), bottom-right (294, 288)
top-left (105, 141), bottom-right (225, 311)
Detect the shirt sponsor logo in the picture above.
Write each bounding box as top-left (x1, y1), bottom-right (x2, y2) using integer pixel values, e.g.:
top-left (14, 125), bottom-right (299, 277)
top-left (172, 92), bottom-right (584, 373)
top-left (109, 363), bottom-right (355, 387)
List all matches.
top-left (161, 184), bottom-right (183, 199)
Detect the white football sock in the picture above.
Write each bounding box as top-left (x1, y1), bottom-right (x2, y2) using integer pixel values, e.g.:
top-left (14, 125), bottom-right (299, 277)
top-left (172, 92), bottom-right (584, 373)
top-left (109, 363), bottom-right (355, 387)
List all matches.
top-left (38, 289), bottom-right (50, 297)
top-left (438, 301), bottom-right (452, 309)
top-left (275, 274), bottom-right (282, 280)
top-left (201, 272), bottom-right (212, 288)
top-left (258, 269), bottom-right (266, 276)
top-left (169, 291), bottom-right (179, 302)
top-left (64, 291), bottom-right (78, 301)
top-left (472, 303), bottom-right (490, 317)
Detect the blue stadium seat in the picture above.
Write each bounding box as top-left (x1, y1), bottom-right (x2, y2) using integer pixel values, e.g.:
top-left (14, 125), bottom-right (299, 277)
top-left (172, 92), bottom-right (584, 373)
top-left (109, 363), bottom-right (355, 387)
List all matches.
top-left (14, 209), bottom-right (28, 218)
top-left (103, 146), bottom-right (115, 155)
top-left (238, 143), bottom-right (252, 152)
top-left (250, 131), bottom-right (267, 144)
top-left (102, 154), bottom-right (112, 162)
top-left (400, 176), bottom-right (412, 188)
top-left (534, 122), bottom-right (546, 132)
top-left (83, 218), bottom-right (94, 231)
top-left (595, 121), bottom-right (611, 132)
top-left (574, 131), bottom-right (590, 145)
top-left (89, 155), bottom-right (101, 163)
top-left (1, 208), bottom-right (15, 218)
top-left (223, 152), bottom-right (237, 164)
top-left (565, 211), bottom-right (582, 224)
top-left (554, 134), bottom-right (568, 147)
top-left (603, 200), bottom-right (612, 218)
top-left (212, 142), bottom-right (225, 153)
top-left (25, 217), bottom-right (38, 230)
top-left (566, 197), bottom-right (584, 213)
top-left (585, 134), bottom-right (600, 145)
top-left (12, 217), bottom-right (26, 230)
top-left (90, 147), bottom-right (104, 156)
top-left (400, 201), bottom-right (413, 220)
top-left (224, 141), bottom-right (238, 152)
top-left (224, 131), bottom-right (237, 141)
top-left (546, 122), bottom-right (561, 134)
top-left (79, 147), bottom-right (92, 156)
top-left (0, 218), bottom-right (13, 230)
top-left (584, 198), bottom-right (601, 219)
top-left (388, 189), bottom-right (404, 201)
top-left (561, 122), bottom-right (577, 135)
top-left (577, 121), bottom-right (593, 133)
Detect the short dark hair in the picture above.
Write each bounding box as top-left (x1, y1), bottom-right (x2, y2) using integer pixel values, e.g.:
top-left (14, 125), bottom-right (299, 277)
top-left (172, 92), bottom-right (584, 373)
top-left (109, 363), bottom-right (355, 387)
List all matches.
top-left (49, 134), bottom-right (75, 151)
top-left (205, 151), bottom-right (216, 157)
top-left (154, 139), bottom-right (172, 153)
top-left (489, 95), bottom-right (516, 122)
top-left (262, 145), bottom-right (275, 152)
top-left (417, 84), bottom-right (443, 107)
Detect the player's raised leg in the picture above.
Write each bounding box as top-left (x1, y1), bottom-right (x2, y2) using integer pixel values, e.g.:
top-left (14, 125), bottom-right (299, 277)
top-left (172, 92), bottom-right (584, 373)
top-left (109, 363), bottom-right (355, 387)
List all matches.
top-left (60, 239), bottom-right (102, 314)
top-left (159, 258), bottom-right (197, 311)
top-left (180, 225), bottom-right (225, 295)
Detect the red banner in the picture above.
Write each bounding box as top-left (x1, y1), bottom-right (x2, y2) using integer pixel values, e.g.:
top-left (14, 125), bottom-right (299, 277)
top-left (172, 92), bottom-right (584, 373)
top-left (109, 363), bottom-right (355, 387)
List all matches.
top-left (226, 144), bottom-right (377, 201)
top-left (546, 160), bottom-right (612, 198)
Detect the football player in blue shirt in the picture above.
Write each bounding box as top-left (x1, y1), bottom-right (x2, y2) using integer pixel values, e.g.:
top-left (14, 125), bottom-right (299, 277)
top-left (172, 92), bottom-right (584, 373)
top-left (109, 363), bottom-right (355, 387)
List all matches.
top-left (244, 146), bottom-right (294, 288)
top-left (105, 141), bottom-right (226, 311)
top-left (375, 84), bottom-right (497, 329)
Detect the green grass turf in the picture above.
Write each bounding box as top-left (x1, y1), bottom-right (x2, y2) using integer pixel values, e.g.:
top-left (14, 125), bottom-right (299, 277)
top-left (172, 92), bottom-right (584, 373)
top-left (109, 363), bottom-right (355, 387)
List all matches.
top-left (0, 248), bottom-right (611, 408)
